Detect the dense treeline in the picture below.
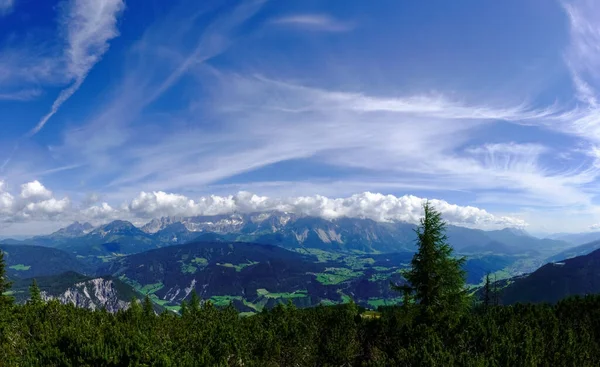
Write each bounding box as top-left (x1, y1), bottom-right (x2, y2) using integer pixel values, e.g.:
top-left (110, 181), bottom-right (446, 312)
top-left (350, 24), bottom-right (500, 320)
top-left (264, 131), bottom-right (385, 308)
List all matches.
top-left (2, 295), bottom-right (600, 366)
top-left (2, 203), bottom-right (600, 366)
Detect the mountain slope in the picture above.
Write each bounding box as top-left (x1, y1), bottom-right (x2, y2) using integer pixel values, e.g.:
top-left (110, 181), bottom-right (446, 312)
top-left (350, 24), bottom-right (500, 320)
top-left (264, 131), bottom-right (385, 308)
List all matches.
top-left (94, 240), bottom-right (520, 311)
top-left (0, 244), bottom-right (88, 279)
top-left (547, 239), bottom-right (600, 263)
top-left (10, 271), bottom-right (140, 312)
top-left (550, 232), bottom-right (600, 246)
top-left (97, 241), bottom-right (410, 311)
top-left (501, 248), bottom-right (600, 304)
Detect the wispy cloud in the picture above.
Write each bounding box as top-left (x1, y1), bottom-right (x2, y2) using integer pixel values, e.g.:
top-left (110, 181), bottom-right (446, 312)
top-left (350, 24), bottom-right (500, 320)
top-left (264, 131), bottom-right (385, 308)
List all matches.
top-left (29, 0), bottom-right (125, 136)
top-left (59, 66), bottom-right (597, 214)
top-left (7, 0), bottom-right (599, 235)
top-left (0, 89), bottom-right (42, 101)
top-left (270, 14), bottom-right (353, 32)
top-left (0, 0), bottom-right (14, 16)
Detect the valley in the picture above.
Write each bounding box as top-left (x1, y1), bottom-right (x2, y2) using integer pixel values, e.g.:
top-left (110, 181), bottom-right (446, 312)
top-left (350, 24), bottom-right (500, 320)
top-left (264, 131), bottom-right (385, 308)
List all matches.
top-left (0, 212), bottom-right (590, 313)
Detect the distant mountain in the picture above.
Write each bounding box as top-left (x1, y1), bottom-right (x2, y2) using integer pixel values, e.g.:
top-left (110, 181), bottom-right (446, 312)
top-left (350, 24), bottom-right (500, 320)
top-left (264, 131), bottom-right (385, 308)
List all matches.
top-left (0, 244), bottom-right (88, 279)
top-left (137, 212), bottom-right (569, 255)
top-left (501, 248), bottom-right (600, 305)
top-left (35, 220), bottom-right (157, 261)
top-left (50, 221), bottom-right (94, 237)
top-left (550, 232), bottom-right (600, 246)
top-left (10, 271), bottom-right (139, 313)
top-left (546, 239), bottom-right (600, 263)
top-left (19, 212), bottom-right (571, 273)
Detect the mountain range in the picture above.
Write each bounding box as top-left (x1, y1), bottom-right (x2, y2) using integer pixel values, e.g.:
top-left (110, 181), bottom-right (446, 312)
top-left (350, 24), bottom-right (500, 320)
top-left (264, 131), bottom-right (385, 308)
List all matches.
top-left (1, 212), bottom-right (593, 313)
top-left (4, 212), bottom-right (574, 260)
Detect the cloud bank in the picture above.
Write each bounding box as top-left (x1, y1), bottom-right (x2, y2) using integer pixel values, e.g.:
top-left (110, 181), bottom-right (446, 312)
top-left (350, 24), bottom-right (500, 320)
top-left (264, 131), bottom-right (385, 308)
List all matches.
top-left (0, 180), bottom-right (527, 231)
top-left (0, 181), bottom-right (70, 223)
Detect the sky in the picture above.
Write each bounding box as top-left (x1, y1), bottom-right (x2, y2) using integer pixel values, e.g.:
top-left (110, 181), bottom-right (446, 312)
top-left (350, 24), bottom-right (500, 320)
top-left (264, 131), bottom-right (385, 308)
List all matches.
top-left (1, 0), bottom-right (600, 236)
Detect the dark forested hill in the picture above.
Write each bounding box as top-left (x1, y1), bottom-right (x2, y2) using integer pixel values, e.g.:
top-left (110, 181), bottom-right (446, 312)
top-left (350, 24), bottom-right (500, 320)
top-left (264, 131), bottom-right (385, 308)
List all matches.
top-left (501, 248), bottom-right (600, 304)
top-left (0, 244), bottom-right (88, 279)
top-left (93, 241), bottom-right (518, 312)
top-left (96, 241), bottom-right (407, 311)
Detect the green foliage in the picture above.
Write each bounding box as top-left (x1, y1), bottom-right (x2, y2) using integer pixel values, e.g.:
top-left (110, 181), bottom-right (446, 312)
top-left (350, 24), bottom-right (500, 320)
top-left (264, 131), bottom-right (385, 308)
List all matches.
top-left (28, 279), bottom-right (42, 306)
top-left (0, 251), bottom-right (13, 308)
top-left (394, 201), bottom-right (469, 320)
top-left (1, 294), bottom-right (600, 365)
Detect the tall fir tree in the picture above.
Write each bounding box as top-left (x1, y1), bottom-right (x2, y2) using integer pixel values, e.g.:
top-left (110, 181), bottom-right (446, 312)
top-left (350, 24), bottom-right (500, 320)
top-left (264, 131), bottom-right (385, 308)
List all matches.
top-left (483, 273), bottom-right (491, 307)
top-left (28, 279), bottom-right (42, 306)
top-left (143, 295), bottom-right (155, 318)
top-left (393, 201), bottom-right (469, 317)
top-left (0, 251), bottom-right (13, 308)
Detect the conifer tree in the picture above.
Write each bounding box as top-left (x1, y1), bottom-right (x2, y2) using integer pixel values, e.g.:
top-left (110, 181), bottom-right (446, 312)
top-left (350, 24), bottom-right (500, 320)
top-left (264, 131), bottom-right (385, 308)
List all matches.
top-left (143, 295), bottom-right (154, 318)
top-left (190, 290), bottom-right (200, 313)
top-left (0, 251), bottom-right (13, 308)
top-left (392, 201), bottom-right (469, 317)
top-left (483, 273), bottom-right (491, 307)
top-left (180, 300), bottom-right (189, 318)
top-left (28, 279), bottom-right (42, 306)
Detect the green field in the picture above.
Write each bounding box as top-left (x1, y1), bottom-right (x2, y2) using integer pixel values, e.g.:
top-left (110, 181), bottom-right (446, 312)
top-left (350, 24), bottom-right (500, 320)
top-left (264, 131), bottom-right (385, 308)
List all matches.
top-left (139, 282), bottom-right (164, 295)
top-left (9, 264), bottom-right (31, 271)
top-left (217, 260), bottom-right (259, 272)
top-left (367, 297), bottom-right (403, 308)
top-left (256, 288), bottom-right (308, 299)
top-left (191, 257), bottom-right (208, 266)
top-left (209, 295), bottom-right (243, 306)
top-left (316, 267), bottom-right (364, 285)
top-left (180, 263), bottom-right (197, 274)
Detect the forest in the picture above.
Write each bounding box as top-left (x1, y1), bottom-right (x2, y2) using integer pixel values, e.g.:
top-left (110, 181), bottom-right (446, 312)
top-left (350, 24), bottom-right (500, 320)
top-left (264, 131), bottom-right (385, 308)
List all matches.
top-left (1, 203), bottom-right (600, 366)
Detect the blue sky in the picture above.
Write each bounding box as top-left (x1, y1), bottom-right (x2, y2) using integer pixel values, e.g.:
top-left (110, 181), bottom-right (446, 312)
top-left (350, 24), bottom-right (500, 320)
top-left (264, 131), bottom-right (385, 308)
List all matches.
top-left (1, 0), bottom-right (600, 235)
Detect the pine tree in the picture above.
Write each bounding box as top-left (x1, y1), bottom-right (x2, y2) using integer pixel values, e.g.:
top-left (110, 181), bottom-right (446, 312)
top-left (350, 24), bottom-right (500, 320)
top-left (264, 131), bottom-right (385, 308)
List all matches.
top-left (28, 279), bottom-right (42, 306)
top-left (143, 295), bottom-right (154, 318)
top-left (180, 300), bottom-right (189, 318)
top-left (483, 273), bottom-right (491, 308)
top-left (392, 201), bottom-right (469, 317)
top-left (189, 290), bottom-right (200, 313)
top-left (493, 274), bottom-right (499, 306)
top-left (0, 251), bottom-right (13, 308)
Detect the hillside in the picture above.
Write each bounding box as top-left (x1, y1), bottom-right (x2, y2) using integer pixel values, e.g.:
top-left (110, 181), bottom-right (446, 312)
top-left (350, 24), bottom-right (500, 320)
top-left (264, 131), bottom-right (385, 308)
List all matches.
top-left (546, 239), bottom-right (600, 263)
top-left (10, 271), bottom-right (140, 312)
top-left (94, 240), bottom-right (516, 311)
top-left (501, 248), bottom-right (600, 304)
top-left (0, 244), bottom-right (88, 279)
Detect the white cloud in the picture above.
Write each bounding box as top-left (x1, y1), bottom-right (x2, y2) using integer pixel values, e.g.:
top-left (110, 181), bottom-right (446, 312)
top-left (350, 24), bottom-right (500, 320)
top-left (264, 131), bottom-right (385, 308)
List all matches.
top-left (124, 190), bottom-right (526, 229)
top-left (0, 182), bottom-right (15, 215)
top-left (0, 180), bottom-right (528, 231)
top-left (0, 89), bottom-right (42, 101)
top-left (0, 181), bottom-right (71, 223)
top-left (24, 198), bottom-right (70, 217)
top-left (81, 202), bottom-right (118, 220)
top-left (0, 0), bottom-right (14, 16)
top-left (20, 181), bottom-right (52, 200)
top-left (271, 14), bottom-right (353, 32)
top-left (29, 0), bottom-right (125, 136)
